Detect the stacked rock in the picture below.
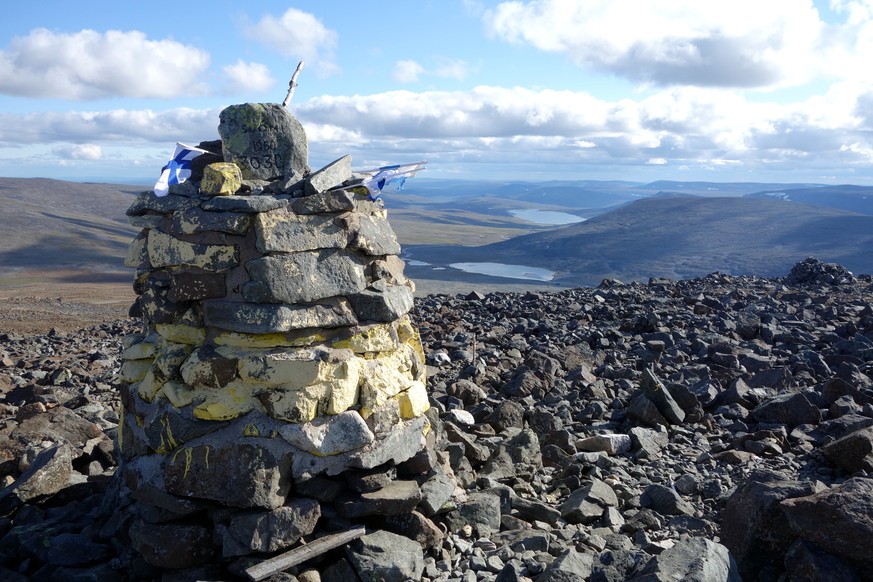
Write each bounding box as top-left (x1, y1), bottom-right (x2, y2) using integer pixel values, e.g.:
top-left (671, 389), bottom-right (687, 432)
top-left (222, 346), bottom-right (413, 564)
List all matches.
top-left (116, 103), bottom-right (434, 572)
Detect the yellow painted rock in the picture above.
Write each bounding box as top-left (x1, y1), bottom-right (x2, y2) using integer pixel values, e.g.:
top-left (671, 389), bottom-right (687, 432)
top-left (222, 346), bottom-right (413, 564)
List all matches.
top-left (162, 381), bottom-right (195, 408)
top-left (201, 162), bottom-right (242, 195)
top-left (214, 330), bottom-right (328, 349)
top-left (397, 381), bottom-right (429, 419)
top-left (120, 359), bottom-right (154, 383)
top-left (260, 384), bottom-right (330, 423)
top-left (135, 369), bottom-right (166, 402)
top-left (192, 381), bottom-right (261, 421)
top-left (325, 359), bottom-right (361, 414)
top-left (121, 340), bottom-right (157, 361)
top-left (147, 229), bottom-right (238, 272)
top-left (155, 323), bottom-right (207, 346)
top-left (332, 323), bottom-right (400, 353)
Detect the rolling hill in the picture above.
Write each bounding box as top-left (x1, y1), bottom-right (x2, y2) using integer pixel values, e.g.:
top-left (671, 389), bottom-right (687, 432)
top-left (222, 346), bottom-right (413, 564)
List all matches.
top-left (2, 177), bottom-right (873, 292)
top-left (407, 195), bottom-right (873, 287)
top-left (746, 184), bottom-right (873, 215)
top-left (0, 178), bottom-right (142, 274)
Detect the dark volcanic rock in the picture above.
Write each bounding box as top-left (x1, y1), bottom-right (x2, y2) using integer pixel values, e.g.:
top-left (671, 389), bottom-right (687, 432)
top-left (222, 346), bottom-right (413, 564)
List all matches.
top-left (3, 258), bottom-right (873, 580)
top-left (720, 470), bottom-right (824, 580)
top-left (780, 478), bottom-right (873, 563)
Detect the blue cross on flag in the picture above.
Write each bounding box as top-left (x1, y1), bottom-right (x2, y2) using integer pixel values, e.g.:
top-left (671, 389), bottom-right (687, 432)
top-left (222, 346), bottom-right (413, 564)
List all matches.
top-left (353, 161), bottom-right (427, 201)
top-left (153, 142), bottom-right (209, 196)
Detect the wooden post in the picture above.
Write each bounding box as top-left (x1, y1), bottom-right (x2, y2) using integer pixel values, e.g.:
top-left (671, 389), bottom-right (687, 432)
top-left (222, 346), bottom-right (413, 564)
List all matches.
top-left (282, 61), bottom-right (305, 108)
top-left (245, 525), bottom-right (366, 581)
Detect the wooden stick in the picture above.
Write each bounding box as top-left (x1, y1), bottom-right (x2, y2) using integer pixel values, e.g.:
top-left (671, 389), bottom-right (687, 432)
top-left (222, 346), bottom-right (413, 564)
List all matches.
top-left (245, 525), bottom-right (366, 581)
top-left (282, 61), bottom-right (305, 108)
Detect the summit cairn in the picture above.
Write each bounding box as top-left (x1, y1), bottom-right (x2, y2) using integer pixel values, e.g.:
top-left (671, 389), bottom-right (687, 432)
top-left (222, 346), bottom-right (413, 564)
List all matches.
top-left (117, 103), bottom-right (435, 576)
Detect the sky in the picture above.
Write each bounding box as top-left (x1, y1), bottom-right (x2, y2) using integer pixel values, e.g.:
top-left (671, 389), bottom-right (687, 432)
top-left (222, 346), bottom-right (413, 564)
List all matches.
top-left (4, 0), bottom-right (873, 185)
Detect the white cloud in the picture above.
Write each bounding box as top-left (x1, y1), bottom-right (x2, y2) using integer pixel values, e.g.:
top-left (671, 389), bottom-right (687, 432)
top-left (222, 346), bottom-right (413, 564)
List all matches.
top-left (245, 8), bottom-right (339, 76)
top-left (831, 0), bottom-right (873, 24)
top-left (296, 83), bottom-right (873, 177)
top-left (222, 60), bottom-right (276, 94)
top-left (52, 144), bottom-right (102, 160)
top-left (0, 107), bottom-right (221, 145)
top-left (0, 29), bottom-right (210, 99)
top-left (434, 58), bottom-right (473, 81)
top-left (4, 83), bottom-right (873, 181)
top-left (392, 58), bottom-right (475, 84)
top-left (483, 0), bottom-right (834, 88)
top-left (393, 60), bottom-right (424, 83)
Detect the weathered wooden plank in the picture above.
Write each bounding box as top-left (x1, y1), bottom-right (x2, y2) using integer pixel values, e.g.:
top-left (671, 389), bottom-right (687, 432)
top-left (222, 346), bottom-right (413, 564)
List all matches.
top-left (245, 525), bottom-right (367, 581)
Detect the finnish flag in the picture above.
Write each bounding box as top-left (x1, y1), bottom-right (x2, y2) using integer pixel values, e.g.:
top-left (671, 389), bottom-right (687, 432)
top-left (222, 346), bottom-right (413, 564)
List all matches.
top-left (153, 142), bottom-right (209, 197)
top-left (355, 161), bottom-right (427, 201)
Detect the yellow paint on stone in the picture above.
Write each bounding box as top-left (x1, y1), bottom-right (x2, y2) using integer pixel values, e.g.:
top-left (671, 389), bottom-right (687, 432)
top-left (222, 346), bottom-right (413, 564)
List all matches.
top-left (200, 162), bottom-right (242, 196)
top-left (325, 359), bottom-right (361, 414)
top-left (260, 383), bottom-right (330, 423)
top-left (397, 317), bottom-right (426, 373)
top-left (358, 349), bottom-right (418, 416)
top-left (396, 381), bottom-right (429, 419)
top-left (156, 323), bottom-right (207, 346)
top-left (214, 329), bottom-right (328, 348)
top-left (233, 347), bottom-right (333, 389)
top-left (154, 414), bottom-right (180, 453)
top-left (332, 323), bottom-right (400, 353)
top-left (136, 369), bottom-right (167, 402)
top-left (120, 359), bottom-right (154, 383)
top-left (162, 381), bottom-right (195, 407)
top-left (121, 340), bottom-right (157, 361)
top-left (192, 380), bottom-right (261, 421)
top-left (147, 229), bottom-right (238, 272)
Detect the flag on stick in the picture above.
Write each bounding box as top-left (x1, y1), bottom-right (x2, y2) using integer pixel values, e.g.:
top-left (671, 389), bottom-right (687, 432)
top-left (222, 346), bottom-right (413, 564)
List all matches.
top-left (350, 161), bottom-right (427, 201)
top-left (153, 142), bottom-right (210, 196)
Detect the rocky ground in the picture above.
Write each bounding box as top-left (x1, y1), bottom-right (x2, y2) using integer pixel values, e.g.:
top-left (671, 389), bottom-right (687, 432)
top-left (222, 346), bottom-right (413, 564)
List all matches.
top-left (0, 257), bottom-right (872, 581)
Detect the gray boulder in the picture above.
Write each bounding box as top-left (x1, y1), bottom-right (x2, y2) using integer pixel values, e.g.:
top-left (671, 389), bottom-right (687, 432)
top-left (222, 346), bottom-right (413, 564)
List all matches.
top-left (346, 530), bottom-right (425, 582)
top-left (629, 538), bottom-right (741, 581)
top-left (720, 470), bottom-right (823, 580)
top-left (218, 103), bottom-right (308, 181)
top-left (781, 477), bottom-right (873, 563)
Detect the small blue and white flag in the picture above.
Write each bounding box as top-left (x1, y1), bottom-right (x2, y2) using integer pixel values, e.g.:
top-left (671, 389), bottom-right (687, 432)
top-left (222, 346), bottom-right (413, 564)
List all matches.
top-left (353, 160), bottom-right (427, 201)
top-left (153, 142), bottom-right (210, 197)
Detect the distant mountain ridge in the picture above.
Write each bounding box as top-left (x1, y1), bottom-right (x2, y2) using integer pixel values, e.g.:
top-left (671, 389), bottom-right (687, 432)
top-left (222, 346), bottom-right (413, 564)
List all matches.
top-left (2, 177), bottom-right (872, 290)
top-left (746, 184), bottom-right (873, 216)
top-left (0, 177), bottom-right (141, 272)
top-left (408, 195), bottom-right (873, 286)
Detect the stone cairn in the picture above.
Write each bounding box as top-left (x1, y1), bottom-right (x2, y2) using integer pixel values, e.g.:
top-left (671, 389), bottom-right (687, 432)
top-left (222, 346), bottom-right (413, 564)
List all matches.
top-left (117, 103), bottom-right (440, 576)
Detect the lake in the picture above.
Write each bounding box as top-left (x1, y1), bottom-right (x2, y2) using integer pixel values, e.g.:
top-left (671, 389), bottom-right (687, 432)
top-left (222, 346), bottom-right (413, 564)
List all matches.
top-left (509, 209), bottom-right (586, 225)
top-left (449, 262), bottom-right (555, 281)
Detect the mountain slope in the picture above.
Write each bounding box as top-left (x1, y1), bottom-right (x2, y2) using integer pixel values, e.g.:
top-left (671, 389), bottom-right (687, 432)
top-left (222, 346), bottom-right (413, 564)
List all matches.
top-left (409, 196), bottom-right (873, 286)
top-left (0, 178), bottom-right (141, 272)
top-left (746, 184), bottom-right (873, 215)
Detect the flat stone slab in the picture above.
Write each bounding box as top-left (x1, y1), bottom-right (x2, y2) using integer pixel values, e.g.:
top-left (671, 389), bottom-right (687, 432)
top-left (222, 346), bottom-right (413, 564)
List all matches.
top-left (147, 229), bottom-right (239, 272)
top-left (201, 195), bottom-right (288, 213)
top-left (255, 211), bottom-right (349, 253)
top-left (279, 411), bottom-right (375, 456)
top-left (243, 250), bottom-right (367, 304)
top-left (291, 189), bottom-right (357, 215)
top-left (203, 299), bottom-right (358, 334)
top-left (170, 207), bottom-right (252, 235)
top-left (338, 480), bottom-right (422, 518)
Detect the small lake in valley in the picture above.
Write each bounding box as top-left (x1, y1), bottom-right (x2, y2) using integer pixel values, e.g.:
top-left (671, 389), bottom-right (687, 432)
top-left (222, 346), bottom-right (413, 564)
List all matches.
top-left (509, 209), bottom-right (586, 225)
top-left (449, 262), bottom-right (555, 281)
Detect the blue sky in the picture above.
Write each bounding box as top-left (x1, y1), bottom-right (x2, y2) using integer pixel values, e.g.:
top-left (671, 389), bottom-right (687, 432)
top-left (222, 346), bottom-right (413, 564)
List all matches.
top-left (3, 0), bottom-right (873, 184)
